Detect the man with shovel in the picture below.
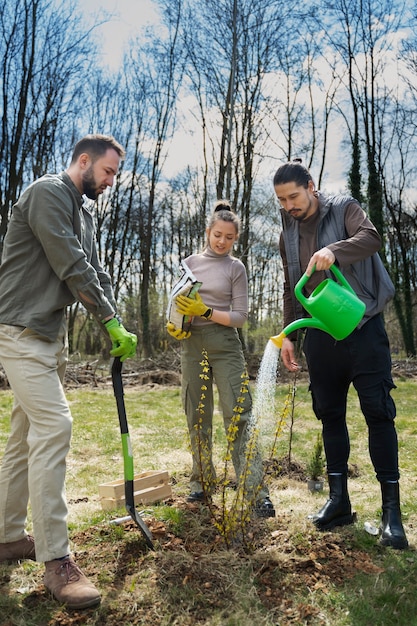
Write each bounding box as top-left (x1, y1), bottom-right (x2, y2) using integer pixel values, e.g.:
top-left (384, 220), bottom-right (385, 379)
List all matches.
top-left (273, 159), bottom-right (408, 550)
top-left (0, 134), bottom-right (137, 608)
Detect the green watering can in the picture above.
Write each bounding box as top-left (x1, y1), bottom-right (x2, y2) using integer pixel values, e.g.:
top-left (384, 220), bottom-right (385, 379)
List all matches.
top-left (270, 264), bottom-right (366, 349)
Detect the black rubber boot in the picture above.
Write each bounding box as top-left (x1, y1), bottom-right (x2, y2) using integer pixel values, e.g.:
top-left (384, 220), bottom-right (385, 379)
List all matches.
top-left (255, 496), bottom-right (276, 518)
top-left (379, 482), bottom-right (409, 550)
top-left (308, 473), bottom-right (356, 531)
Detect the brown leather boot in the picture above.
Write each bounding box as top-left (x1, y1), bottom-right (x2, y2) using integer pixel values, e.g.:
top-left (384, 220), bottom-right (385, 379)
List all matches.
top-left (0, 535), bottom-right (36, 562)
top-left (44, 557), bottom-right (101, 609)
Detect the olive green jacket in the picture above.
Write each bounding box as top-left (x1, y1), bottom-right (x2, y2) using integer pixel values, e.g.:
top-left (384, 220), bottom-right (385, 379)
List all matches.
top-left (0, 172), bottom-right (116, 340)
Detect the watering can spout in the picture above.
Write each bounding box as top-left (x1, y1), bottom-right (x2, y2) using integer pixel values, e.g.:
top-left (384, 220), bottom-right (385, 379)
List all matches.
top-left (270, 318), bottom-right (329, 348)
top-left (270, 331), bottom-right (286, 349)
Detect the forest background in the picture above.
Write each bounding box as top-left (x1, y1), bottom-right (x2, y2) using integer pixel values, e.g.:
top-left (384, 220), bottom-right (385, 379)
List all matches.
top-left (2, 0), bottom-right (417, 361)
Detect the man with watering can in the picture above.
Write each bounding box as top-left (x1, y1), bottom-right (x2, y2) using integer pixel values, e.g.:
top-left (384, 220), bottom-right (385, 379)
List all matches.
top-left (272, 159), bottom-right (408, 550)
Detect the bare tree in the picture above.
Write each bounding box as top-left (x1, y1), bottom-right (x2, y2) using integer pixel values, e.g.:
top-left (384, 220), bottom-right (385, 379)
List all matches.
top-left (320, 0), bottom-right (417, 355)
top-left (321, 0), bottom-right (408, 238)
top-left (120, 0), bottom-right (186, 356)
top-left (169, 0), bottom-right (299, 328)
top-left (0, 0), bottom-right (99, 250)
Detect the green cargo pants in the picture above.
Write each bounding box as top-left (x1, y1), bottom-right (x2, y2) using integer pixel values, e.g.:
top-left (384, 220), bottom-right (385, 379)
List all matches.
top-left (181, 324), bottom-right (267, 500)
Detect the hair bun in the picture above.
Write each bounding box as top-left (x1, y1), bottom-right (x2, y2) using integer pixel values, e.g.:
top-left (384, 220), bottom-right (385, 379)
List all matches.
top-left (214, 200), bottom-right (232, 212)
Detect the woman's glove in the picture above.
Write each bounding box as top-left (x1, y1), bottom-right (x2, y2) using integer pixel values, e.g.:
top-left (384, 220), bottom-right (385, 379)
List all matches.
top-left (176, 292), bottom-right (212, 319)
top-left (166, 322), bottom-right (191, 340)
top-left (104, 317), bottom-right (138, 362)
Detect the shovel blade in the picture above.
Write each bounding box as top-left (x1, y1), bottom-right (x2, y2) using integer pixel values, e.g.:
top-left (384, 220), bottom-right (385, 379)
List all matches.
top-left (126, 500), bottom-right (154, 549)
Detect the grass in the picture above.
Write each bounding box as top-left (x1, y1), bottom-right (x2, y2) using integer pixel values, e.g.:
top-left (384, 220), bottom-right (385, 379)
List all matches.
top-left (0, 374), bottom-right (416, 625)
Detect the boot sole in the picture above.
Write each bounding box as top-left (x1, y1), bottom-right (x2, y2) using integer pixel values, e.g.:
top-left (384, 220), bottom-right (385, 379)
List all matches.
top-left (379, 536), bottom-right (409, 550)
top-left (255, 509), bottom-right (276, 518)
top-left (66, 596), bottom-right (101, 610)
top-left (313, 511), bottom-right (357, 531)
top-left (47, 589), bottom-right (101, 610)
top-left (0, 553), bottom-right (36, 563)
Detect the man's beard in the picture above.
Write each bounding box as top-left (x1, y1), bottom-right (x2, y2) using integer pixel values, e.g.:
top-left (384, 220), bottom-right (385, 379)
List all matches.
top-left (82, 166), bottom-right (99, 200)
top-left (290, 197), bottom-right (314, 221)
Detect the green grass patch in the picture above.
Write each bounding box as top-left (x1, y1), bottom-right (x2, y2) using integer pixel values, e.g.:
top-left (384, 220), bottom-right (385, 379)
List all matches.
top-left (0, 378), bottom-right (416, 625)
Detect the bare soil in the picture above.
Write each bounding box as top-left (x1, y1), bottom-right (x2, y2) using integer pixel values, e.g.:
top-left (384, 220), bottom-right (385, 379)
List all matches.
top-left (13, 491), bottom-right (387, 626)
top-left (1, 354), bottom-right (416, 624)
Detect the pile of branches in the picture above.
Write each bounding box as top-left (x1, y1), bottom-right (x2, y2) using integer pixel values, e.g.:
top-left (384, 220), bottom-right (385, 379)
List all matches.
top-left (63, 351), bottom-right (181, 388)
top-left (1, 354), bottom-right (416, 391)
top-left (0, 348), bottom-right (182, 391)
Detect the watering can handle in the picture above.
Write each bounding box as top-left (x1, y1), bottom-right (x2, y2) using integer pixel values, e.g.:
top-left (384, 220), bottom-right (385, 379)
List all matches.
top-left (294, 264), bottom-right (355, 303)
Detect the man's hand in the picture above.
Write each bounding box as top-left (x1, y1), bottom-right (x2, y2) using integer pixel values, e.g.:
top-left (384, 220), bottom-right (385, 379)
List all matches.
top-left (280, 337), bottom-right (299, 372)
top-left (104, 317), bottom-right (137, 362)
top-left (166, 322), bottom-right (191, 340)
top-left (306, 247), bottom-right (336, 275)
top-left (176, 292), bottom-right (212, 318)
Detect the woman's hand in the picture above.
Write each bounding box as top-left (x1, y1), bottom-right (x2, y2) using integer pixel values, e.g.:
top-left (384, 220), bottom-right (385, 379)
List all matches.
top-left (166, 322), bottom-right (191, 340)
top-left (176, 292), bottom-right (212, 318)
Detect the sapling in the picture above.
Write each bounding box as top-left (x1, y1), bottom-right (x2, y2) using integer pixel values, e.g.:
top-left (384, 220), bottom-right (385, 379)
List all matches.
top-left (307, 432), bottom-right (325, 481)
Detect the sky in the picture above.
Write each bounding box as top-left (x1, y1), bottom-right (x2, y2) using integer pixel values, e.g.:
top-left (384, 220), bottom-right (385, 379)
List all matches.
top-left (78, 0), bottom-right (203, 176)
top-left (77, 0), bottom-right (349, 191)
top-left (80, 0), bottom-right (160, 70)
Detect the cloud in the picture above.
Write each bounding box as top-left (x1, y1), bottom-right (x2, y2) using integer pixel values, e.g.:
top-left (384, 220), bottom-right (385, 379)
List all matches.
top-left (79, 0), bottom-right (159, 69)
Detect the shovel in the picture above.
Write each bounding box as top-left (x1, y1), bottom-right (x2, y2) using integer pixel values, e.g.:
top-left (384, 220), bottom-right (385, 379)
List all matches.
top-left (111, 356), bottom-right (154, 549)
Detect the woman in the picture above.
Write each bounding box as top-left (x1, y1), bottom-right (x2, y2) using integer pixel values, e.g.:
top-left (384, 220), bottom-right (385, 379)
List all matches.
top-left (167, 200), bottom-right (274, 517)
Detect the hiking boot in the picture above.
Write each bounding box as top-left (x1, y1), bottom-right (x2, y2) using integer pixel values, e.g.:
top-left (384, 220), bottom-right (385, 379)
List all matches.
top-left (44, 557), bottom-right (101, 609)
top-left (255, 496), bottom-right (276, 518)
top-left (0, 535), bottom-right (36, 562)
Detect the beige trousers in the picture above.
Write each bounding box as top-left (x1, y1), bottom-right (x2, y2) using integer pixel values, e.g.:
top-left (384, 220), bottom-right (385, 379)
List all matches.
top-left (0, 324), bottom-right (71, 562)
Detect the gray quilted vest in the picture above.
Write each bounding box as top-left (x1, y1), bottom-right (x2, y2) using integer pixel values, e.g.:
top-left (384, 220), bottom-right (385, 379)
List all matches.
top-left (280, 192), bottom-right (395, 327)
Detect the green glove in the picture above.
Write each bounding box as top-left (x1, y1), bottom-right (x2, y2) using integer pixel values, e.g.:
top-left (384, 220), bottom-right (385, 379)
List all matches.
top-left (176, 292), bottom-right (212, 319)
top-left (166, 321), bottom-right (191, 340)
top-left (104, 317), bottom-right (138, 362)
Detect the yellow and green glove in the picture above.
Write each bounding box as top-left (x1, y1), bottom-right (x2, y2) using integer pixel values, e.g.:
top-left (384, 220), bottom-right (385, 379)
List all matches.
top-left (166, 322), bottom-right (191, 340)
top-left (104, 317), bottom-right (137, 362)
top-left (175, 292), bottom-right (213, 319)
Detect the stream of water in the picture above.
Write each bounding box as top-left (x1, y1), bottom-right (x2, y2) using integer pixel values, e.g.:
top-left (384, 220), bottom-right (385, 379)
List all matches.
top-left (250, 339), bottom-right (280, 430)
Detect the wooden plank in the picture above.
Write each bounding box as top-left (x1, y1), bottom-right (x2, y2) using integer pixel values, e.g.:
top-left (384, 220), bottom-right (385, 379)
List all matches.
top-left (98, 470), bottom-right (172, 510)
top-left (100, 482), bottom-right (172, 511)
top-left (99, 470), bottom-right (169, 498)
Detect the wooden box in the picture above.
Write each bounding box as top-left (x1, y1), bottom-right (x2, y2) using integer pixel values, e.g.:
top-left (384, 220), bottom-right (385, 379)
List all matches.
top-left (99, 470), bottom-right (172, 510)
